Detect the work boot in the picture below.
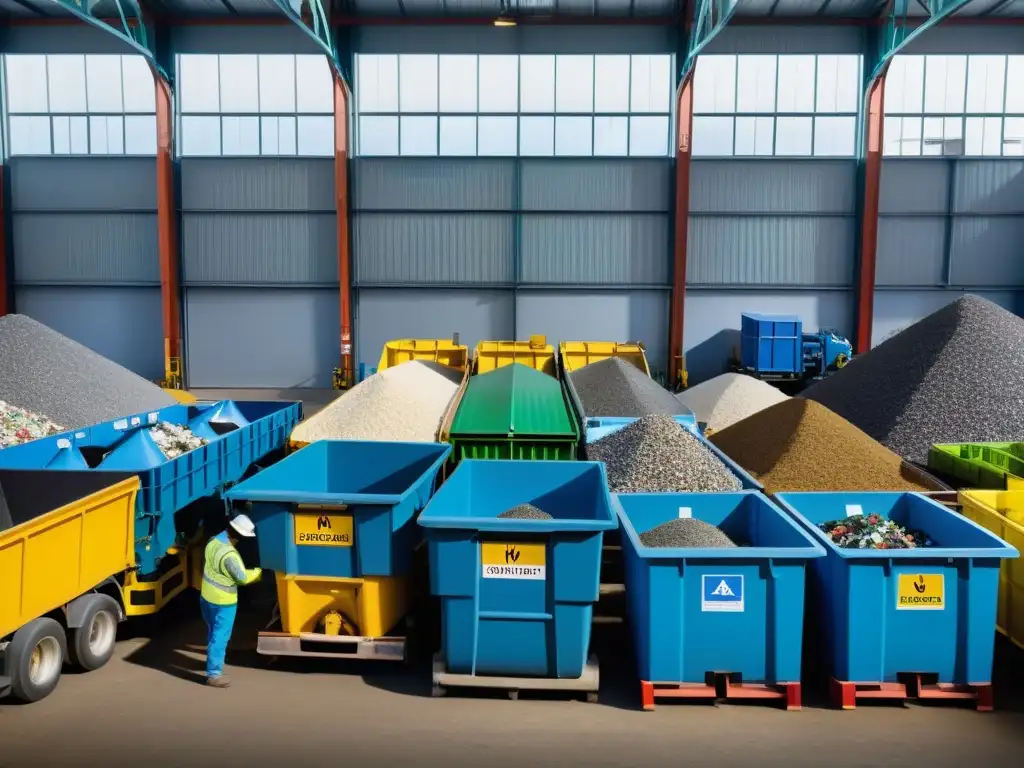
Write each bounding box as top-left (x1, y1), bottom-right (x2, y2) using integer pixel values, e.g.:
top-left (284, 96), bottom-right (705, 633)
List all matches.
top-left (206, 675), bottom-right (231, 688)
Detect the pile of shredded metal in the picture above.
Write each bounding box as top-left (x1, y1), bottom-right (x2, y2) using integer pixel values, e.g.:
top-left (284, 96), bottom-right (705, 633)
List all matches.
top-left (149, 422), bottom-right (209, 459)
top-left (819, 513), bottom-right (933, 550)
top-left (0, 399), bottom-right (64, 449)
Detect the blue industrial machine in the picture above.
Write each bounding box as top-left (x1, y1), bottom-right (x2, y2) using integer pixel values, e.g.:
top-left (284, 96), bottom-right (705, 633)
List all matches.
top-left (734, 313), bottom-right (852, 382)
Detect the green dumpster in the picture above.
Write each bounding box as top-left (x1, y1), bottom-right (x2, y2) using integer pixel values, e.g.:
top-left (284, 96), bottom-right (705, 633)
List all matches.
top-left (928, 441), bottom-right (1024, 490)
top-left (448, 363), bottom-right (580, 462)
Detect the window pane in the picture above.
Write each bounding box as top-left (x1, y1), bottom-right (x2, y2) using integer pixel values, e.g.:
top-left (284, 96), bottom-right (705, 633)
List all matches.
top-left (900, 116), bottom-right (923, 156)
top-left (440, 116), bottom-right (477, 155)
top-left (693, 116), bottom-right (733, 157)
top-left (10, 116), bottom-right (51, 154)
top-left (261, 116), bottom-right (294, 155)
top-left (594, 56), bottom-right (630, 112)
top-left (776, 56), bottom-right (815, 113)
top-left (594, 116), bottom-right (628, 156)
top-left (556, 55), bottom-right (594, 113)
top-left (555, 116), bottom-right (592, 156)
top-left (124, 115), bottom-right (156, 154)
top-left (52, 116), bottom-right (71, 155)
top-left (984, 116), bottom-right (1002, 155)
top-left (630, 54), bottom-right (671, 113)
top-left (478, 116), bottom-right (517, 156)
top-left (965, 56), bottom-right (1006, 114)
top-left (219, 55), bottom-right (259, 113)
top-left (478, 56), bottom-right (518, 113)
top-left (629, 115), bottom-right (669, 156)
top-left (48, 55), bottom-right (87, 113)
top-left (399, 55), bottom-right (438, 112)
top-left (775, 116), bottom-right (812, 155)
top-left (90, 115), bottom-right (124, 155)
top-left (258, 55), bottom-right (296, 113)
top-left (736, 56), bottom-right (776, 113)
top-left (884, 56), bottom-right (924, 113)
top-left (814, 116), bottom-right (855, 156)
top-left (180, 56), bottom-right (219, 113)
top-left (357, 55), bottom-right (399, 113)
top-left (279, 117), bottom-right (300, 155)
top-left (181, 116), bottom-right (220, 155)
top-left (883, 116), bottom-right (902, 156)
top-left (86, 56), bottom-right (123, 112)
top-left (297, 116), bottom-right (332, 156)
top-left (400, 115), bottom-right (438, 156)
top-left (72, 117), bottom-right (89, 154)
top-left (734, 116), bottom-right (773, 156)
top-left (439, 55), bottom-right (478, 113)
top-left (6, 56), bottom-right (49, 113)
top-left (359, 115), bottom-right (398, 155)
top-left (694, 55), bottom-right (736, 113)
top-left (222, 115), bottom-right (259, 155)
top-left (923, 56), bottom-right (966, 114)
top-left (1006, 57), bottom-right (1024, 113)
top-left (296, 55), bottom-right (333, 113)
top-left (520, 56), bottom-right (555, 113)
top-left (1004, 117), bottom-right (1024, 157)
top-left (816, 55), bottom-right (859, 113)
top-left (520, 116), bottom-right (554, 155)
top-left (122, 56), bottom-right (156, 113)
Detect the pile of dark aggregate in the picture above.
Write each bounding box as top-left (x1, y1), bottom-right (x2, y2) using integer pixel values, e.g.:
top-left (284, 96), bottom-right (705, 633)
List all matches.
top-left (570, 357), bottom-right (690, 418)
top-left (639, 518), bottom-right (739, 548)
top-left (497, 503), bottom-right (553, 520)
top-left (588, 414), bottom-right (742, 493)
top-left (0, 314), bottom-right (177, 431)
top-left (803, 296), bottom-right (1024, 465)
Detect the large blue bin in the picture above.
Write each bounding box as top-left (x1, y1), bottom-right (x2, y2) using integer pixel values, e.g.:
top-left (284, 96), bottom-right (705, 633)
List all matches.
top-left (418, 459), bottom-right (617, 678)
top-left (776, 492), bottom-right (1019, 685)
top-left (0, 400), bottom-right (300, 575)
top-left (617, 491), bottom-right (825, 684)
top-left (741, 312), bottom-right (802, 375)
top-left (224, 440), bottom-right (451, 579)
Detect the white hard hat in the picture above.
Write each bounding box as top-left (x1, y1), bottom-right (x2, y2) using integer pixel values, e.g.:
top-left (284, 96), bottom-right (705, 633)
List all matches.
top-left (229, 514), bottom-right (256, 538)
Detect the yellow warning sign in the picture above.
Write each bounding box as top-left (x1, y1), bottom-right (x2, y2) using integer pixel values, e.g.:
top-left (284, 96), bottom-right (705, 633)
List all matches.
top-left (896, 573), bottom-right (945, 610)
top-left (294, 512), bottom-right (353, 547)
top-left (481, 542), bottom-right (546, 580)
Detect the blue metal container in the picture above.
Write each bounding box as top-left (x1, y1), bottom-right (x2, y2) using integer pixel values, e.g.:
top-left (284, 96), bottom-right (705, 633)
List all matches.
top-left (418, 459), bottom-right (617, 678)
top-left (0, 400), bottom-right (300, 575)
top-left (224, 440), bottom-right (451, 579)
top-left (776, 492), bottom-right (1019, 685)
top-left (617, 491), bottom-right (825, 684)
top-left (741, 312), bottom-right (802, 375)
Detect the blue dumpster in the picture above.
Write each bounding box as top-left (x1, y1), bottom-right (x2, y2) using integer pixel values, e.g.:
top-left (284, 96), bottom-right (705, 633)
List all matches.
top-left (776, 492), bottom-right (1019, 686)
top-left (418, 459), bottom-right (617, 678)
top-left (224, 440), bottom-right (451, 579)
top-left (617, 491), bottom-right (825, 686)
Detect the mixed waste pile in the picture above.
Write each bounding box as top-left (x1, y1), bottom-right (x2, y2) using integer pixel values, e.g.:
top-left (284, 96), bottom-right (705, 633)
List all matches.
top-left (819, 513), bottom-right (933, 550)
top-left (149, 422), bottom-right (209, 459)
top-left (0, 400), bottom-right (64, 449)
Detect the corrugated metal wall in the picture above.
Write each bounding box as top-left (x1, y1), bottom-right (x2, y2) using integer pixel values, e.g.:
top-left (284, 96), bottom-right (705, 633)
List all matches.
top-left (9, 157), bottom-right (163, 379)
top-left (180, 158), bottom-right (339, 387)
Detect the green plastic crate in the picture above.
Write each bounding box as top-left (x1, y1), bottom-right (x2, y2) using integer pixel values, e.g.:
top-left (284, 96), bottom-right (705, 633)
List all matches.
top-left (928, 442), bottom-right (1024, 490)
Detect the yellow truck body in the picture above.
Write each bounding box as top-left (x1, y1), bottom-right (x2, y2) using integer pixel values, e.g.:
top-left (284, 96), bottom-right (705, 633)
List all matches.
top-left (474, 336), bottom-right (556, 377)
top-left (558, 341), bottom-right (651, 376)
top-left (377, 339), bottom-right (469, 374)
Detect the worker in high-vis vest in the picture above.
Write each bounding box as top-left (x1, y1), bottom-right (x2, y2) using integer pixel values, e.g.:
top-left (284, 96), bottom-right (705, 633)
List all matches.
top-left (200, 514), bottom-right (262, 688)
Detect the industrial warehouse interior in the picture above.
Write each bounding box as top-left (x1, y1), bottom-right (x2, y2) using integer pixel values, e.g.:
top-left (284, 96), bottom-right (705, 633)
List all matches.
top-left (1, 0), bottom-right (1024, 764)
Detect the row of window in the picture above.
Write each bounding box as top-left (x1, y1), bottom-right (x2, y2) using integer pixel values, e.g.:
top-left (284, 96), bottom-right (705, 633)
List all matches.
top-left (884, 116), bottom-right (1024, 157)
top-left (885, 55), bottom-right (1024, 116)
top-left (693, 115), bottom-right (856, 158)
top-left (5, 55), bottom-right (155, 115)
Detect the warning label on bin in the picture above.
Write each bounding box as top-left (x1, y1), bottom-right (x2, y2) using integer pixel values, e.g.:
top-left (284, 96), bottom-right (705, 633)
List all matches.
top-left (481, 543), bottom-right (546, 580)
top-left (294, 512), bottom-right (353, 547)
top-left (896, 573), bottom-right (945, 610)
top-left (701, 574), bottom-right (744, 612)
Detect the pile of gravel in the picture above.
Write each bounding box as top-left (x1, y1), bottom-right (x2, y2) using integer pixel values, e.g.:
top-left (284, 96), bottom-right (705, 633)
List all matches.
top-left (0, 314), bottom-right (176, 431)
top-left (676, 373), bottom-right (790, 433)
top-left (804, 296), bottom-right (1024, 464)
top-left (497, 503), bottom-right (553, 520)
top-left (570, 357), bottom-right (688, 418)
top-left (588, 414), bottom-right (743, 493)
top-left (709, 398), bottom-right (937, 494)
top-left (291, 360), bottom-right (462, 444)
top-left (638, 518), bottom-right (738, 548)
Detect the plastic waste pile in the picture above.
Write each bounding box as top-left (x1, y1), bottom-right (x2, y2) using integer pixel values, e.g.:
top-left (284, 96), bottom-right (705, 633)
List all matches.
top-left (819, 513), bottom-right (933, 550)
top-left (149, 422), bottom-right (209, 459)
top-left (0, 399), bottom-right (64, 449)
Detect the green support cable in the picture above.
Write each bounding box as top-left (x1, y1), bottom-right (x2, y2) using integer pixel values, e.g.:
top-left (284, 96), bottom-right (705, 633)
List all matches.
top-left (681, 0), bottom-right (741, 80)
top-left (867, 0), bottom-right (974, 85)
top-left (269, 0), bottom-right (346, 82)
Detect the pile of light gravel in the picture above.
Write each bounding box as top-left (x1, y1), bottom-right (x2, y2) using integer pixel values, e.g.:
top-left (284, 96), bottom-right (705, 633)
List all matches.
top-left (676, 373), bottom-right (790, 433)
top-left (587, 414), bottom-right (743, 493)
top-left (291, 360), bottom-right (462, 444)
top-left (570, 357), bottom-right (689, 418)
top-left (638, 518), bottom-right (738, 548)
top-left (497, 503), bottom-right (553, 520)
top-left (803, 295), bottom-right (1024, 464)
top-left (0, 314), bottom-right (177, 431)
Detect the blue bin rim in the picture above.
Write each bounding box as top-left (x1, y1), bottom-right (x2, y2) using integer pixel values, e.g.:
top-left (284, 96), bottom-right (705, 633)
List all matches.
top-left (615, 490), bottom-right (826, 560)
top-left (775, 491), bottom-right (1020, 560)
top-left (417, 459), bottom-right (618, 533)
top-left (584, 413), bottom-right (697, 429)
top-left (223, 439), bottom-right (452, 506)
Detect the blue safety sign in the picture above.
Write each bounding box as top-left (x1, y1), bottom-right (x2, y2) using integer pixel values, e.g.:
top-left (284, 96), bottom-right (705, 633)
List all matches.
top-left (701, 574), bottom-right (744, 612)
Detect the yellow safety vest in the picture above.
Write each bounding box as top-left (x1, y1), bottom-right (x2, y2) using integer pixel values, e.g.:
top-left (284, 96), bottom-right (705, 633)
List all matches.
top-left (201, 536), bottom-right (247, 606)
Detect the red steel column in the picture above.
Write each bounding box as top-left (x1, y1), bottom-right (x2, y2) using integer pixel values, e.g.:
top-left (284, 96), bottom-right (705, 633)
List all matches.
top-left (334, 72), bottom-right (353, 387)
top-left (855, 76), bottom-right (885, 355)
top-left (155, 74), bottom-right (182, 384)
top-left (668, 74), bottom-right (694, 387)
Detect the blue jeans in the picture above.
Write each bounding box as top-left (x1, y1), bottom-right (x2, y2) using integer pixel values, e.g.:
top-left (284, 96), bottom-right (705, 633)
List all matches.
top-left (200, 597), bottom-right (237, 678)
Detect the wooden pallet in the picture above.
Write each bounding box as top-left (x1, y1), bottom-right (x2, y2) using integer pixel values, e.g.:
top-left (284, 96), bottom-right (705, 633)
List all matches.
top-left (830, 675), bottom-right (994, 712)
top-left (641, 673), bottom-right (801, 711)
top-left (431, 654), bottom-right (600, 702)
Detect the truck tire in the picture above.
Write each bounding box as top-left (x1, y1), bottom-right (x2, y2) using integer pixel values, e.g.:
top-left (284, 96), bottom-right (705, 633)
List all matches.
top-left (6, 617), bottom-right (66, 703)
top-left (67, 594), bottom-right (120, 671)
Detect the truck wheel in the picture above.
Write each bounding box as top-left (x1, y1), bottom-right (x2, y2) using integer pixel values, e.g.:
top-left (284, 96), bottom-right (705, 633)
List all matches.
top-left (68, 595), bottom-right (120, 671)
top-left (6, 618), bottom-right (66, 703)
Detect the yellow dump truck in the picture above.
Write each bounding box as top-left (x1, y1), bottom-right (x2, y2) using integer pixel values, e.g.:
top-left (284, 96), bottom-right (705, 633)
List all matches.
top-left (0, 470), bottom-right (140, 703)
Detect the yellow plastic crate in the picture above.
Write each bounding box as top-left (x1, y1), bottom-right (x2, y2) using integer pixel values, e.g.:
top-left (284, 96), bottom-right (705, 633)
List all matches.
top-left (377, 339), bottom-right (468, 374)
top-left (474, 335), bottom-right (555, 377)
top-left (959, 489), bottom-right (1024, 651)
top-left (275, 573), bottom-right (410, 638)
top-left (559, 341), bottom-right (651, 376)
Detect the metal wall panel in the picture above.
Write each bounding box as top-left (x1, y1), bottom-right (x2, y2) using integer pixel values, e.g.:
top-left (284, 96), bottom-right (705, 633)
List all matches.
top-left (704, 26), bottom-right (866, 55)
top-left (684, 289), bottom-right (854, 384)
top-left (14, 286), bottom-right (164, 381)
top-left (355, 288), bottom-right (515, 371)
top-left (953, 161), bottom-right (1024, 214)
top-left (5, 26), bottom-right (132, 54)
top-left (185, 288), bottom-right (340, 388)
top-left (11, 158), bottom-right (157, 211)
top-left (875, 218), bottom-right (946, 286)
top-left (872, 290), bottom-right (1022, 347)
top-left (353, 26), bottom-right (675, 55)
top-left (180, 159), bottom-right (334, 212)
top-left (171, 25), bottom-right (322, 55)
top-left (353, 159), bottom-right (515, 211)
top-left (519, 160), bottom-right (671, 212)
top-left (692, 161), bottom-right (857, 213)
top-left (879, 160), bottom-right (949, 214)
top-left (902, 26), bottom-right (1024, 55)
top-left (949, 218), bottom-right (1024, 286)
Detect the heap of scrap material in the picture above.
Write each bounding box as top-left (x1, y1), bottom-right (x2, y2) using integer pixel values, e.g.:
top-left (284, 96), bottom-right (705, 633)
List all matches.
top-left (0, 314), bottom-right (176, 432)
top-left (291, 360), bottom-right (462, 444)
top-left (0, 400), bottom-right (64, 449)
top-left (675, 373), bottom-right (790, 433)
top-left (709, 398), bottom-right (938, 495)
top-left (569, 357), bottom-right (688, 418)
top-left (803, 295), bottom-right (1024, 465)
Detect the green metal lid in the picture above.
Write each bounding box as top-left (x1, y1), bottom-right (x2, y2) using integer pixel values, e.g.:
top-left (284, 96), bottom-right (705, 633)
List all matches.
top-left (450, 363), bottom-right (578, 438)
